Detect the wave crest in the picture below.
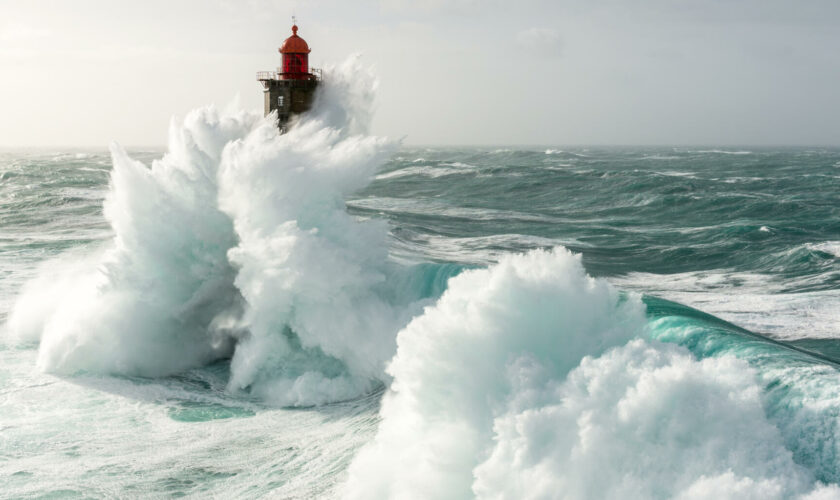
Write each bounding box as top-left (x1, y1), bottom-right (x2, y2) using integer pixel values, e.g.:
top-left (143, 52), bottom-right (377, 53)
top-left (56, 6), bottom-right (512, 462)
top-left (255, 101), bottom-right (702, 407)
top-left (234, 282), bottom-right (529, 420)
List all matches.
top-left (344, 248), bottom-right (834, 499)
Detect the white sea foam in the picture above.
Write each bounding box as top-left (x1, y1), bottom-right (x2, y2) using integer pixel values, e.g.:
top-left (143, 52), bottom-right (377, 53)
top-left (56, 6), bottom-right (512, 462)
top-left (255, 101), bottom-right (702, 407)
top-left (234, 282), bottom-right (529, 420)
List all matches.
top-left (719, 176), bottom-right (766, 183)
top-left (216, 60), bottom-right (433, 405)
top-left (656, 170), bottom-right (700, 179)
top-left (345, 248), bottom-right (645, 497)
top-left (347, 197), bottom-right (553, 225)
top-left (543, 163), bottom-right (574, 170)
top-left (546, 149), bottom-right (589, 157)
top-left (7, 57), bottom-right (434, 406)
top-left (0, 347), bottom-right (378, 499)
top-left (10, 106), bottom-right (258, 375)
top-left (345, 248), bottom-right (838, 499)
top-left (808, 241), bottom-right (840, 258)
top-left (374, 165), bottom-right (473, 180)
top-left (388, 233), bottom-right (582, 265)
top-left (642, 154), bottom-right (681, 160)
top-left (690, 149), bottom-right (753, 155)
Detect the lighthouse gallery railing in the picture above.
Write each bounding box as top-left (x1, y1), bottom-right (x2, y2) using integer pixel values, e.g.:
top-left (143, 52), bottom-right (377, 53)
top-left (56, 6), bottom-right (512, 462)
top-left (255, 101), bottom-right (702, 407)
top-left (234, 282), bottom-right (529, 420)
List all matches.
top-left (256, 68), bottom-right (321, 81)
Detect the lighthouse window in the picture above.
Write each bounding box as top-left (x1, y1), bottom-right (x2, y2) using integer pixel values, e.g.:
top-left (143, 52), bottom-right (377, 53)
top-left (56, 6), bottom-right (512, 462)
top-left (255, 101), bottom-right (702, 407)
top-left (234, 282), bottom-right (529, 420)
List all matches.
top-left (277, 96), bottom-right (284, 107)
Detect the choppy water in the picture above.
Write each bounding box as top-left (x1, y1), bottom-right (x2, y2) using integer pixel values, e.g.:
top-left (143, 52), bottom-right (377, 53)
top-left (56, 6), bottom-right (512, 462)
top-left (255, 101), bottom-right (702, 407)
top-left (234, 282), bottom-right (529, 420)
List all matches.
top-left (358, 147), bottom-right (840, 339)
top-left (2, 64), bottom-right (840, 498)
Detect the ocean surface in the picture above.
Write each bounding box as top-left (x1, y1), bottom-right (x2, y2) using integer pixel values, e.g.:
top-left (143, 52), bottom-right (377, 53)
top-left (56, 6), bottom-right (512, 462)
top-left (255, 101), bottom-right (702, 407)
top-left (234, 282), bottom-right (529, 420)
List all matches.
top-left (2, 66), bottom-right (840, 499)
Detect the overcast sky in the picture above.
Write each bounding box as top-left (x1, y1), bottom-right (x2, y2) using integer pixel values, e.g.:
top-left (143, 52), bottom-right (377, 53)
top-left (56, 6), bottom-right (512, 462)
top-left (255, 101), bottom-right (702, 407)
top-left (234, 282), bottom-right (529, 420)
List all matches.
top-left (1, 0), bottom-right (838, 147)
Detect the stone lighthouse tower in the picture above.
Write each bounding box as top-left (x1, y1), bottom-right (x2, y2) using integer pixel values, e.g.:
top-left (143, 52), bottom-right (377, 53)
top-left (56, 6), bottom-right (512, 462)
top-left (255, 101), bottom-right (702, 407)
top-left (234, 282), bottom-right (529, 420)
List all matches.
top-left (257, 22), bottom-right (321, 133)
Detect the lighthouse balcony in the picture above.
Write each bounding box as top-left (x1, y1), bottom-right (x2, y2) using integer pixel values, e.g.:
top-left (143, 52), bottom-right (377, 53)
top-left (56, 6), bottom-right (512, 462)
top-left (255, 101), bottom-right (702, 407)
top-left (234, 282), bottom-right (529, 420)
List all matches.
top-left (257, 68), bottom-right (321, 82)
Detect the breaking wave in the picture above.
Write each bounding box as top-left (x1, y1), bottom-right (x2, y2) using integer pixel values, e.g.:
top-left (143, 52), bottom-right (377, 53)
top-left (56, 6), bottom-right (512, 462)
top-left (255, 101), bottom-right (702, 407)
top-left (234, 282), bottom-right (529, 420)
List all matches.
top-left (345, 249), bottom-right (840, 499)
top-left (8, 57), bottom-right (456, 406)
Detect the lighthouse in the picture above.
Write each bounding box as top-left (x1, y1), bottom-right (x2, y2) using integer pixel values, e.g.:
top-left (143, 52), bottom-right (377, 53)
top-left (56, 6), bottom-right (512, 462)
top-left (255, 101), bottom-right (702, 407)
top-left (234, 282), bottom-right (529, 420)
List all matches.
top-left (257, 22), bottom-right (321, 133)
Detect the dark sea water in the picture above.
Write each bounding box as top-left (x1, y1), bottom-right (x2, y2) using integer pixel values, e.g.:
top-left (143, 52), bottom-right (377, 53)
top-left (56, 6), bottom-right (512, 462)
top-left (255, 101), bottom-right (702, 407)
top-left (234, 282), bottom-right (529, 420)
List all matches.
top-left (355, 147), bottom-right (840, 340)
top-left (1, 104), bottom-right (839, 498)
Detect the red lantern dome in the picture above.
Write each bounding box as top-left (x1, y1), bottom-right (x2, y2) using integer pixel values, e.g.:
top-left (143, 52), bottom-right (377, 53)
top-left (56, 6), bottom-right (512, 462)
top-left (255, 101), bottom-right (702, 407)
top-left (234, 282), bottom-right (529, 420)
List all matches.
top-left (280, 25), bottom-right (311, 54)
top-left (279, 25), bottom-right (311, 79)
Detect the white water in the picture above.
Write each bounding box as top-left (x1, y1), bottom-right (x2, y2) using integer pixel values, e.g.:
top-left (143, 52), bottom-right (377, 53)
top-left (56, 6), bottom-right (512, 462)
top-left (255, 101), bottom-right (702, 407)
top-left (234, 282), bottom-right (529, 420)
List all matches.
top-left (344, 248), bottom-right (839, 499)
top-left (9, 57), bottom-right (435, 406)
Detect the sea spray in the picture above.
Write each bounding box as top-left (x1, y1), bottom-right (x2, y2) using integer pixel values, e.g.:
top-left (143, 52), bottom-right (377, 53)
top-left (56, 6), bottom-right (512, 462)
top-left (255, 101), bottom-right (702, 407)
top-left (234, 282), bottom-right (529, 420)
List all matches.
top-left (344, 248), bottom-right (647, 498)
top-left (344, 248), bottom-right (839, 499)
top-left (10, 107), bottom-right (257, 375)
top-left (7, 57), bottom-right (447, 405)
top-left (217, 61), bottom-right (433, 405)
top-left (472, 342), bottom-right (817, 499)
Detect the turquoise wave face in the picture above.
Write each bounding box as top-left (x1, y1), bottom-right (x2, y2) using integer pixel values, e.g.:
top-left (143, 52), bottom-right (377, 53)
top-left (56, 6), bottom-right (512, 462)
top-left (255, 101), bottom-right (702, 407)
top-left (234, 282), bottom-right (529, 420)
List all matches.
top-left (646, 296), bottom-right (840, 485)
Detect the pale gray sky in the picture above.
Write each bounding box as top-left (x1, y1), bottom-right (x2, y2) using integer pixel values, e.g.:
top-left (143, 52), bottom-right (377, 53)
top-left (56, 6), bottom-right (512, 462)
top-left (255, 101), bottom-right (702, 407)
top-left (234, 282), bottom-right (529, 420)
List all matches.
top-left (1, 0), bottom-right (838, 147)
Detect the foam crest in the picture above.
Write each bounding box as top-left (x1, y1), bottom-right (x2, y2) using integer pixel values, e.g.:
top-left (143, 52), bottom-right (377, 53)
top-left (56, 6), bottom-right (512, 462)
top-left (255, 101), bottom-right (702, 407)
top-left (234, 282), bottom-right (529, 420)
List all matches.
top-left (344, 248), bottom-right (647, 498)
top-left (473, 342), bottom-right (827, 499)
top-left (344, 248), bottom-right (836, 499)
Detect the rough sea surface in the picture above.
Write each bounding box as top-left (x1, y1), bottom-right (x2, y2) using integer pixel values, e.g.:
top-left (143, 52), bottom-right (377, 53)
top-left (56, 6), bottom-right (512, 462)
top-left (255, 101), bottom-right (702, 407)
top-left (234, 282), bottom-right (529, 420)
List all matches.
top-left (2, 64), bottom-right (840, 499)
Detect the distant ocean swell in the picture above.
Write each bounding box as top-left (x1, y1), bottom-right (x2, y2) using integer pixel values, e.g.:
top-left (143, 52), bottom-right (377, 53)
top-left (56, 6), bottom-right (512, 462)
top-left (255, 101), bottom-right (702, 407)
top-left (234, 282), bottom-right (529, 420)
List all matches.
top-left (3, 58), bottom-right (840, 498)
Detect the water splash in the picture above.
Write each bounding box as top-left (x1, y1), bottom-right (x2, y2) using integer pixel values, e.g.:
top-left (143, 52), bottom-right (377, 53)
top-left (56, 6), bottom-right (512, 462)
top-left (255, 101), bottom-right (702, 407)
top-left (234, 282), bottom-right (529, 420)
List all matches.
top-left (345, 248), bottom-right (839, 499)
top-left (8, 57), bottom-right (452, 406)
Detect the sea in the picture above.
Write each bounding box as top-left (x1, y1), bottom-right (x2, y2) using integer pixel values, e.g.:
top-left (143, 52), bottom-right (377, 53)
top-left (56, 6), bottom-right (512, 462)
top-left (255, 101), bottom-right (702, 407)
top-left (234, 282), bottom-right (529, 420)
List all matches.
top-left (2, 63), bottom-right (840, 499)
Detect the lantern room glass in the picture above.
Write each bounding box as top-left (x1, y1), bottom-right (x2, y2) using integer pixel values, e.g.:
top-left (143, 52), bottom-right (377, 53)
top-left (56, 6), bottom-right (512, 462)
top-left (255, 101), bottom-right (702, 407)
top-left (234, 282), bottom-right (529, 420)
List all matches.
top-left (282, 53), bottom-right (309, 78)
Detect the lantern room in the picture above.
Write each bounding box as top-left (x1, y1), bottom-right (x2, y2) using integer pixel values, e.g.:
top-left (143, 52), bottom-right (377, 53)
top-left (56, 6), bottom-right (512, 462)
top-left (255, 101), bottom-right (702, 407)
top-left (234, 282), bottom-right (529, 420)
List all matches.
top-left (279, 25), bottom-right (311, 79)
